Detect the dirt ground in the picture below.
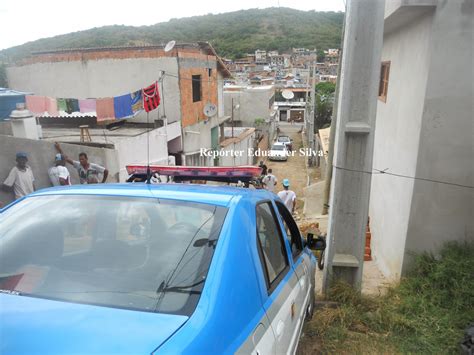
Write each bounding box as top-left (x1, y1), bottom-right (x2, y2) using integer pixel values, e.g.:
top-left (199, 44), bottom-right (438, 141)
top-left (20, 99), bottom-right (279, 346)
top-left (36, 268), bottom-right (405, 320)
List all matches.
top-left (264, 123), bottom-right (308, 217)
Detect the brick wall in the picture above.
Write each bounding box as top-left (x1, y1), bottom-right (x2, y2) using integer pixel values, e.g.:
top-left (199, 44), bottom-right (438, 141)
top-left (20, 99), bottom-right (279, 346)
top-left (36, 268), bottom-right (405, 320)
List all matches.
top-left (179, 54), bottom-right (218, 128)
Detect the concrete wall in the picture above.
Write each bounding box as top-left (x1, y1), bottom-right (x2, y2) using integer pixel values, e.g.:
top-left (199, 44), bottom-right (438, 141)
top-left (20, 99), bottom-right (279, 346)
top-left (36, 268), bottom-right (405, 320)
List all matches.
top-left (7, 57), bottom-right (181, 124)
top-left (370, 0), bottom-right (474, 280)
top-left (182, 115), bottom-right (222, 164)
top-left (114, 129), bottom-right (167, 182)
top-left (224, 86), bottom-right (274, 126)
top-left (219, 132), bottom-right (256, 166)
top-left (403, 0), bottom-right (474, 270)
top-left (113, 121), bottom-right (181, 181)
top-left (0, 135), bottom-right (119, 207)
top-left (369, 9), bottom-right (434, 280)
top-left (217, 72), bottom-right (225, 118)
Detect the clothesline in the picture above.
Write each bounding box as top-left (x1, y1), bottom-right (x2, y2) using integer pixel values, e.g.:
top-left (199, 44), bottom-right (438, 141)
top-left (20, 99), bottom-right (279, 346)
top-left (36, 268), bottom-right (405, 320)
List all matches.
top-left (25, 80), bottom-right (162, 122)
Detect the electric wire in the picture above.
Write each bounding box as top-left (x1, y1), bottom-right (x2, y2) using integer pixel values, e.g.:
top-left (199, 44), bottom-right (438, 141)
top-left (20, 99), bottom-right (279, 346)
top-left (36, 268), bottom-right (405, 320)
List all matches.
top-left (333, 165), bottom-right (474, 189)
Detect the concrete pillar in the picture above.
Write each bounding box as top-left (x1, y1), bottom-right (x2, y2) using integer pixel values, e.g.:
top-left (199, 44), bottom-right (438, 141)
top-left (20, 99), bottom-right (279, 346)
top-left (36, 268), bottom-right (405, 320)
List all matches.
top-left (322, 0), bottom-right (385, 293)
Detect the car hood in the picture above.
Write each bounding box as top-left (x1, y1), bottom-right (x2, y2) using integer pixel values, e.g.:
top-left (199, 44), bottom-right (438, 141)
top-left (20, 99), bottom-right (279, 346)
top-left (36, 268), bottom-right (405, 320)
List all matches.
top-left (0, 293), bottom-right (188, 354)
top-left (270, 150), bottom-right (286, 155)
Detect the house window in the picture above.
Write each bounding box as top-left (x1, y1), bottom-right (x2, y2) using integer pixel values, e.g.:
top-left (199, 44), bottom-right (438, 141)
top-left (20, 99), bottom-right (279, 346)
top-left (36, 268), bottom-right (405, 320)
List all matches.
top-left (378, 61), bottom-right (390, 102)
top-left (192, 75), bottom-right (202, 102)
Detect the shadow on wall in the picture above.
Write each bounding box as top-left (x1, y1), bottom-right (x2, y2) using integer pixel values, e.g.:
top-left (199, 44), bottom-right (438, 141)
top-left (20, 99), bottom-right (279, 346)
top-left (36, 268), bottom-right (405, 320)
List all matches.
top-left (0, 135), bottom-right (119, 208)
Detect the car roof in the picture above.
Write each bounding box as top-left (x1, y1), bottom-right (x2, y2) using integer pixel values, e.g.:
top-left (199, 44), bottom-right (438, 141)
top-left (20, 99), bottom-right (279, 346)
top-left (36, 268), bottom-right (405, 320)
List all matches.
top-left (28, 183), bottom-right (276, 207)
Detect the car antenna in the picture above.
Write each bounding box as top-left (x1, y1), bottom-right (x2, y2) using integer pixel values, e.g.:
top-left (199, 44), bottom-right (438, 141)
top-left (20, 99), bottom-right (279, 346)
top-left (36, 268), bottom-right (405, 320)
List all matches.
top-left (146, 109), bottom-right (151, 184)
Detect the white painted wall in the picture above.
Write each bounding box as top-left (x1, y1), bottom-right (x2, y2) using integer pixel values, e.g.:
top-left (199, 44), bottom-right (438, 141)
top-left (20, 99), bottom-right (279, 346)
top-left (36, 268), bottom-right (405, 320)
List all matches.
top-left (217, 72), bottom-right (225, 117)
top-left (7, 57), bottom-right (181, 124)
top-left (370, 0), bottom-right (474, 280)
top-left (114, 125), bottom-right (170, 181)
top-left (369, 10), bottom-right (434, 280)
top-left (220, 132), bottom-right (255, 166)
top-left (224, 86), bottom-right (274, 126)
top-left (182, 116), bottom-right (221, 165)
top-left (403, 0), bottom-right (474, 270)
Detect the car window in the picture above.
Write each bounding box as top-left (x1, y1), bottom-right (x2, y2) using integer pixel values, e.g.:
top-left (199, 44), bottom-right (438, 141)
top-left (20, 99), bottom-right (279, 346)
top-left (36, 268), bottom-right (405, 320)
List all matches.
top-left (0, 195), bottom-right (227, 316)
top-left (256, 202), bottom-right (289, 292)
top-left (271, 144), bottom-right (285, 150)
top-left (276, 201), bottom-right (303, 260)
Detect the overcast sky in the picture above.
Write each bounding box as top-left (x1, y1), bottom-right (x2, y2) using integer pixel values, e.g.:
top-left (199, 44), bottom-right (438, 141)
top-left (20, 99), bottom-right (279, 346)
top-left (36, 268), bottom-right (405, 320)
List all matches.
top-left (0, 0), bottom-right (345, 50)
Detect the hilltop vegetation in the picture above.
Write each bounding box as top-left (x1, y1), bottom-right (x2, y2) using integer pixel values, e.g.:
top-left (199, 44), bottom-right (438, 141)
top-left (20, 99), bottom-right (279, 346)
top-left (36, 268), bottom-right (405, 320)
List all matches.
top-left (0, 8), bottom-right (343, 62)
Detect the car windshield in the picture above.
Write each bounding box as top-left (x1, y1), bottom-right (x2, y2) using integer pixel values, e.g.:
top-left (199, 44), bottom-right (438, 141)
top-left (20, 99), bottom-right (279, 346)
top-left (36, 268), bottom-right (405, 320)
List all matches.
top-left (271, 144), bottom-right (285, 151)
top-left (278, 137), bottom-right (290, 143)
top-left (0, 195), bottom-right (227, 316)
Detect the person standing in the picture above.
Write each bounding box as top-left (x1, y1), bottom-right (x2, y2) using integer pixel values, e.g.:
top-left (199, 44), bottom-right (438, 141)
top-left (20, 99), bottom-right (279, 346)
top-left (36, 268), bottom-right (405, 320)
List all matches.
top-left (262, 168), bottom-right (278, 193)
top-left (258, 160), bottom-right (268, 176)
top-left (48, 153), bottom-right (71, 186)
top-left (277, 178), bottom-right (296, 214)
top-left (55, 143), bottom-right (108, 184)
top-left (2, 152), bottom-right (35, 199)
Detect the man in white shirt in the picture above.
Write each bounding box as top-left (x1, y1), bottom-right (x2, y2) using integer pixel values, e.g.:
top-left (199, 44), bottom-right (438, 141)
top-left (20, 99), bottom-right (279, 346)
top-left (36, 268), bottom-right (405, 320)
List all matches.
top-left (277, 178), bottom-right (296, 214)
top-left (262, 168), bottom-right (278, 193)
top-left (2, 152), bottom-right (35, 199)
top-left (48, 154), bottom-right (71, 186)
top-left (55, 143), bottom-right (108, 184)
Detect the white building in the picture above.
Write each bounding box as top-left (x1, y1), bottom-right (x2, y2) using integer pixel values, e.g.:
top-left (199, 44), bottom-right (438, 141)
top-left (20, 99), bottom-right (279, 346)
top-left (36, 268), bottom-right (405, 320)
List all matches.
top-left (255, 50), bottom-right (268, 64)
top-left (6, 42), bottom-right (232, 167)
top-left (223, 85), bottom-right (276, 127)
top-left (368, 0), bottom-right (473, 280)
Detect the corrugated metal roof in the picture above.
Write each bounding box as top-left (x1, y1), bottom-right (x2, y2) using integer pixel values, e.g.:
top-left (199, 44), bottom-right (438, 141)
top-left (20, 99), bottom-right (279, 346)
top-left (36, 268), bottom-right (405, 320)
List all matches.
top-left (0, 88), bottom-right (33, 96)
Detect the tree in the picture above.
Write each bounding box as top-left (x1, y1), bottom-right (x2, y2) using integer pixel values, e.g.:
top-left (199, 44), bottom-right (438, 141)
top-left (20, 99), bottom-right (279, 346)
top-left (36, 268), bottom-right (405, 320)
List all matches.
top-left (314, 82), bottom-right (336, 130)
top-left (317, 49), bottom-right (326, 63)
top-left (0, 63), bottom-right (8, 88)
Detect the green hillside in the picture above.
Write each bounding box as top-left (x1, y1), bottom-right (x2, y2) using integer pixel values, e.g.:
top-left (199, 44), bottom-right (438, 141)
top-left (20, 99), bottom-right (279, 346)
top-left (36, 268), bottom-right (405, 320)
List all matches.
top-left (0, 8), bottom-right (344, 62)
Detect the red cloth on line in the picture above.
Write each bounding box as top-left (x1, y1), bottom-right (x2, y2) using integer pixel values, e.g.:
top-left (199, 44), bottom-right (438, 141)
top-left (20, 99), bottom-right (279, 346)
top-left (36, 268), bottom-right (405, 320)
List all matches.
top-left (96, 98), bottom-right (115, 122)
top-left (142, 82), bottom-right (160, 112)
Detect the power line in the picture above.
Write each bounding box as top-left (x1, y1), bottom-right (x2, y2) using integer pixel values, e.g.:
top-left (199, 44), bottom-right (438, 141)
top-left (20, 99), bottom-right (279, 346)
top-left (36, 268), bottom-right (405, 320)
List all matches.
top-left (333, 165), bottom-right (474, 189)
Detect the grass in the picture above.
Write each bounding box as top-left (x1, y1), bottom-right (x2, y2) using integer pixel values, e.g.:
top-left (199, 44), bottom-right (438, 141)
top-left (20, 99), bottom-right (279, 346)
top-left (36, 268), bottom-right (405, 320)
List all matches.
top-left (299, 242), bottom-right (474, 354)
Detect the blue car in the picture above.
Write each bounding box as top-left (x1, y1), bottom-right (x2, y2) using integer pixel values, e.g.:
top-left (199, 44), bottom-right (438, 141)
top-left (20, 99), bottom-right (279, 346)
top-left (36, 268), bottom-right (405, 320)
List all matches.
top-left (0, 183), bottom-right (322, 354)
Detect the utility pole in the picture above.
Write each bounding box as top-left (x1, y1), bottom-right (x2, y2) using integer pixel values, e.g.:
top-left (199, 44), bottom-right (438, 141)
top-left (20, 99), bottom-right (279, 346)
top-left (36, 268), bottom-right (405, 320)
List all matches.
top-left (322, 0), bottom-right (385, 294)
top-left (231, 97), bottom-right (234, 138)
top-left (322, 45), bottom-right (344, 215)
top-left (308, 63), bottom-right (317, 166)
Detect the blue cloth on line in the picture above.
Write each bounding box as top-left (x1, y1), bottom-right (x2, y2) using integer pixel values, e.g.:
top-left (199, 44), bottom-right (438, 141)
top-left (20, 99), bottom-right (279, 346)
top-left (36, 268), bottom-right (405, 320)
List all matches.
top-left (113, 94), bottom-right (134, 119)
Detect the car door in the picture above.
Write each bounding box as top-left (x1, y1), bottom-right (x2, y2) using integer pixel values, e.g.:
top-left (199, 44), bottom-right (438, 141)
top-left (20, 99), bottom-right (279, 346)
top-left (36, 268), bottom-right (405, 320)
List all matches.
top-left (275, 201), bottom-right (313, 349)
top-left (254, 201), bottom-right (300, 354)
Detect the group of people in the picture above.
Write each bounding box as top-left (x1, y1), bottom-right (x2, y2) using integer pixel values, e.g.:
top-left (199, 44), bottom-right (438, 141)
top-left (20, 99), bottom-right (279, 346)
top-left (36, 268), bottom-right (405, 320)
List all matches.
top-left (259, 161), bottom-right (297, 214)
top-left (2, 143), bottom-right (108, 200)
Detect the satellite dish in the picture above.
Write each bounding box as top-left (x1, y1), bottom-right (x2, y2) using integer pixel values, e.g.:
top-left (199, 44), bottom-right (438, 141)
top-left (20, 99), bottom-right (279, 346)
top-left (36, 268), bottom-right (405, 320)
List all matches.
top-left (282, 89), bottom-right (295, 100)
top-left (164, 40), bottom-right (176, 52)
top-left (203, 103), bottom-right (218, 118)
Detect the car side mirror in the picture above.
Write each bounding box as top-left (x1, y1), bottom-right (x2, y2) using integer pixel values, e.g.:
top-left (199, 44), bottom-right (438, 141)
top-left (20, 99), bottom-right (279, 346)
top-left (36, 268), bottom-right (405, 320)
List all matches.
top-left (307, 233), bottom-right (326, 251)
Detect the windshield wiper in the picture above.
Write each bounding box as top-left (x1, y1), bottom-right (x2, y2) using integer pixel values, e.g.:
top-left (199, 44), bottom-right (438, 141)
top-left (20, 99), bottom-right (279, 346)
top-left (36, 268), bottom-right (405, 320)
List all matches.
top-left (156, 278), bottom-right (205, 295)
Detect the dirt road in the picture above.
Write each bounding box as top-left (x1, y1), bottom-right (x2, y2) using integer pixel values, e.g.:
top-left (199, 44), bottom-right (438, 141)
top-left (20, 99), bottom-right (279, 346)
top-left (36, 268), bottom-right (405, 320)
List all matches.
top-left (264, 123), bottom-right (307, 215)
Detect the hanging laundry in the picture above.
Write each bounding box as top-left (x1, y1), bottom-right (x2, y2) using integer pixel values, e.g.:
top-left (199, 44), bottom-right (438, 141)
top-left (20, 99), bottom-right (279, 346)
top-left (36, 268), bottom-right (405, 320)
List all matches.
top-left (65, 98), bottom-right (79, 114)
top-left (57, 98), bottom-right (67, 112)
top-left (142, 82), bottom-right (160, 112)
top-left (96, 98), bottom-right (115, 122)
top-left (131, 90), bottom-right (143, 114)
top-left (46, 97), bottom-right (58, 116)
top-left (25, 95), bottom-right (47, 115)
top-left (113, 94), bottom-right (133, 119)
top-left (79, 99), bottom-right (97, 113)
